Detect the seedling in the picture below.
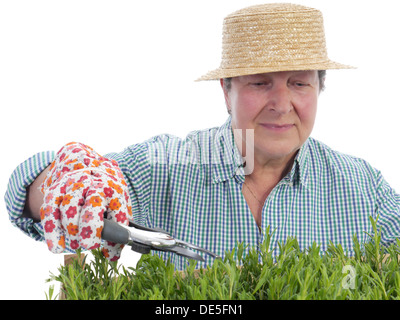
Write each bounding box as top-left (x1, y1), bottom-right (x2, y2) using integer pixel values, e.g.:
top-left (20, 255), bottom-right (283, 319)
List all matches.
top-left (47, 216), bottom-right (400, 300)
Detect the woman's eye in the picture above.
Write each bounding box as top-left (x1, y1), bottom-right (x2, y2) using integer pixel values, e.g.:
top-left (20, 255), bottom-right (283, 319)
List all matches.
top-left (251, 82), bottom-right (267, 86)
top-left (293, 82), bottom-right (309, 87)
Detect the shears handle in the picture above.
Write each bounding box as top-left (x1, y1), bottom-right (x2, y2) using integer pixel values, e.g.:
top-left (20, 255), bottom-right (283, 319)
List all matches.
top-left (101, 219), bottom-right (130, 245)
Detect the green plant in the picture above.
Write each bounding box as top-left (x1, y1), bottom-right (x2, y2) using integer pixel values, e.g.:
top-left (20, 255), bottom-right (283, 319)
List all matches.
top-left (47, 216), bottom-right (400, 300)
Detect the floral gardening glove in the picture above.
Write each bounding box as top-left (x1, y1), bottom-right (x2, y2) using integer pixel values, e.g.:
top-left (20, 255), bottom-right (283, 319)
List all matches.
top-left (40, 142), bottom-right (133, 261)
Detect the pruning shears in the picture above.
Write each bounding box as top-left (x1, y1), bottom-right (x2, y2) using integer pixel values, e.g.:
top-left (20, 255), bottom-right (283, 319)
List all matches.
top-left (101, 219), bottom-right (220, 262)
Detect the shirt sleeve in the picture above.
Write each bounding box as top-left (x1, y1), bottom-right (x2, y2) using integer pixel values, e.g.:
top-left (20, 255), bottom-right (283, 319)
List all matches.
top-left (375, 171), bottom-right (400, 246)
top-left (4, 151), bottom-right (55, 241)
top-left (4, 137), bottom-right (171, 245)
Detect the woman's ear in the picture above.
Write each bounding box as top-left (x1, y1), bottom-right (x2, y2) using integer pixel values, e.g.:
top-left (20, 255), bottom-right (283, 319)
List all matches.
top-left (220, 79), bottom-right (232, 114)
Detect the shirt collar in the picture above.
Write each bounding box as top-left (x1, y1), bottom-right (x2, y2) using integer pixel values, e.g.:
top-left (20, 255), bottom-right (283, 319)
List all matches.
top-left (212, 117), bottom-right (244, 184)
top-left (289, 138), bottom-right (310, 189)
top-left (211, 117), bottom-right (311, 188)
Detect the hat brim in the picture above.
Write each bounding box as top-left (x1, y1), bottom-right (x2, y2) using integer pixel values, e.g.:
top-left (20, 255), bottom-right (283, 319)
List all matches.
top-left (196, 60), bottom-right (355, 81)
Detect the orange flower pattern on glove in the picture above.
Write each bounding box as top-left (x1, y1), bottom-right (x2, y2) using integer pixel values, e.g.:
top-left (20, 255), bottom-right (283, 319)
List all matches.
top-left (40, 142), bottom-right (133, 261)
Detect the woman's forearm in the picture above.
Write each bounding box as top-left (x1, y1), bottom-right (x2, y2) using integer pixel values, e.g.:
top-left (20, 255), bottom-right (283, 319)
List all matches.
top-left (22, 166), bottom-right (50, 222)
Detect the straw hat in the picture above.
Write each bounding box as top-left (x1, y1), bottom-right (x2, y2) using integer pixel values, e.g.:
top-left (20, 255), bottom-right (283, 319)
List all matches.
top-left (197, 3), bottom-right (353, 81)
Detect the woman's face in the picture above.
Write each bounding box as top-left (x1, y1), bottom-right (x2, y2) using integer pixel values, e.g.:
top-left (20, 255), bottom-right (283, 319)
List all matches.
top-left (222, 71), bottom-right (320, 164)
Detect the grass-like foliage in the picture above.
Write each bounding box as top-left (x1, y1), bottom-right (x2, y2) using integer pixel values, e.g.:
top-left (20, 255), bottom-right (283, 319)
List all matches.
top-left (47, 216), bottom-right (400, 300)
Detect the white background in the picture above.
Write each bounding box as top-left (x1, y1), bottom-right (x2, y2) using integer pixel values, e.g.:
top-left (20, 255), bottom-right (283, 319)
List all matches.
top-left (0, 0), bottom-right (399, 299)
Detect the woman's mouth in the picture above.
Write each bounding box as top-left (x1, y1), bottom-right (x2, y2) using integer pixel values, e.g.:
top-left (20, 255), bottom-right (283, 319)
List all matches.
top-left (260, 123), bottom-right (294, 132)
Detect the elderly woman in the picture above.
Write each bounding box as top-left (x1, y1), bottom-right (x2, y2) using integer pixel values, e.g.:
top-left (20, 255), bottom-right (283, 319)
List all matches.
top-left (5, 4), bottom-right (400, 269)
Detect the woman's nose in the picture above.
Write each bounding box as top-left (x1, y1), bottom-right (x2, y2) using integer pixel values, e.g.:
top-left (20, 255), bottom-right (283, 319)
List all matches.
top-left (266, 84), bottom-right (293, 115)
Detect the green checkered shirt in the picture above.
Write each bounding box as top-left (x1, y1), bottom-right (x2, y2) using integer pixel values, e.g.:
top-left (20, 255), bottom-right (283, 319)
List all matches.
top-left (5, 117), bottom-right (400, 269)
